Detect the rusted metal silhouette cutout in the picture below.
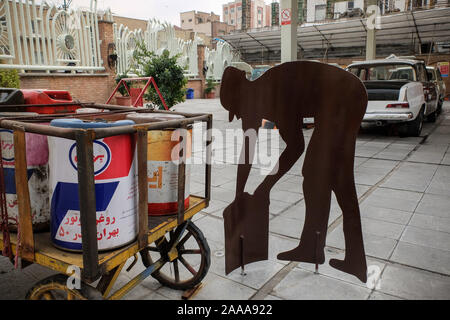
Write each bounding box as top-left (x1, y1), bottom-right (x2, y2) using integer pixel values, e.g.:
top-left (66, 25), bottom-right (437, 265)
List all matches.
top-left (220, 61), bottom-right (368, 283)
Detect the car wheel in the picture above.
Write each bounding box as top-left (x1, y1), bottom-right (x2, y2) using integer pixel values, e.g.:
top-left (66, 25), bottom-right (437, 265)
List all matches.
top-left (402, 108), bottom-right (424, 137)
top-left (427, 110), bottom-right (437, 123)
top-left (437, 99), bottom-right (443, 115)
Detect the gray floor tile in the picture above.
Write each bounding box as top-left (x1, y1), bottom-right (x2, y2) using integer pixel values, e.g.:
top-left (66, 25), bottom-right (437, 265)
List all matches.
top-left (327, 226), bottom-right (397, 260)
top-left (269, 215), bottom-right (303, 239)
top-left (272, 268), bottom-right (371, 300)
top-left (400, 226), bottom-right (450, 251)
top-left (360, 204), bottom-right (412, 225)
top-left (368, 291), bottom-right (403, 300)
top-left (202, 199), bottom-right (229, 215)
top-left (191, 273), bottom-right (256, 300)
top-left (194, 216), bottom-right (225, 244)
top-left (268, 234), bottom-right (301, 264)
top-left (361, 217), bottom-right (405, 240)
top-left (425, 165), bottom-right (450, 196)
top-left (415, 193), bottom-right (450, 218)
top-left (380, 162), bottom-right (437, 192)
top-left (297, 248), bottom-right (385, 288)
top-left (378, 264), bottom-right (450, 300)
top-left (269, 200), bottom-right (293, 215)
top-left (409, 213), bottom-right (450, 233)
top-left (407, 145), bottom-right (447, 164)
top-left (361, 187), bottom-right (422, 212)
top-left (391, 241), bottom-right (450, 275)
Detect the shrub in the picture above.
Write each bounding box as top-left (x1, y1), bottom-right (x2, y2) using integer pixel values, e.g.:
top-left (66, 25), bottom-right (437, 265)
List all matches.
top-left (205, 78), bottom-right (218, 94)
top-left (115, 73), bottom-right (131, 97)
top-left (0, 69), bottom-right (20, 88)
top-left (132, 42), bottom-right (187, 109)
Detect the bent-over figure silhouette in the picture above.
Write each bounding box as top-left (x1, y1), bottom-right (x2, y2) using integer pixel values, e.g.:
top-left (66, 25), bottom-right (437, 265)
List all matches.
top-left (220, 61), bottom-right (368, 282)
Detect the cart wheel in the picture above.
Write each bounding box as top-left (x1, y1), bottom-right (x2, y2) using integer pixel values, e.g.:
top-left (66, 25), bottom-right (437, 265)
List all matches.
top-left (26, 274), bottom-right (103, 300)
top-left (140, 221), bottom-right (210, 290)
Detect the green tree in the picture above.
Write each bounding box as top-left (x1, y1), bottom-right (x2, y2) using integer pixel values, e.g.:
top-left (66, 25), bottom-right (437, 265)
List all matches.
top-left (132, 42), bottom-right (187, 109)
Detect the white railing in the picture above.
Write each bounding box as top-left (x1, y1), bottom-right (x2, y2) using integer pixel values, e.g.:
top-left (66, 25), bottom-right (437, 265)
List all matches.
top-left (114, 19), bottom-right (240, 81)
top-left (114, 19), bottom-right (201, 77)
top-left (205, 41), bottom-right (240, 80)
top-left (0, 0), bottom-right (107, 72)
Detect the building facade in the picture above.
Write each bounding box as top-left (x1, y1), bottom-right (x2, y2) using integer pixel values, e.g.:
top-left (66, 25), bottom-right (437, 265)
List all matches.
top-left (180, 10), bottom-right (235, 38)
top-left (223, 0), bottom-right (272, 30)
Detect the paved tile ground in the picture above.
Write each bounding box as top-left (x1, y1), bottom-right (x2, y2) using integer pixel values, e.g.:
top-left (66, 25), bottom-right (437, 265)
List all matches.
top-left (1, 100), bottom-right (450, 300)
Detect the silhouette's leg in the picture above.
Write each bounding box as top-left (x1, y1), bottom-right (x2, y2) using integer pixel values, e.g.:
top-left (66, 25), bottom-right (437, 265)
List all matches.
top-left (329, 149), bottom-right (368, 282)
top-left (277, 130), bottom-right (333, 264)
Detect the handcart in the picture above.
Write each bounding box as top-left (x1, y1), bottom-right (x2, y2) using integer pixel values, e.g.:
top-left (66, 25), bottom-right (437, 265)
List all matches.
top-left (0, 105), bottom-right (213, 300)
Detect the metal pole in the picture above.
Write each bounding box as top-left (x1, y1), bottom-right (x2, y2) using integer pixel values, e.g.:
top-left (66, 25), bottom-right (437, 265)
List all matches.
top-left (280, 0), bottom-right (299, 63)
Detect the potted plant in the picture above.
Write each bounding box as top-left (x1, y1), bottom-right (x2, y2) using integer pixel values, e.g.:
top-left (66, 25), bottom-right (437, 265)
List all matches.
top-left (204, 78), bottom-right (218, 99)
top-left (115, 73), bottom-right (132, 106)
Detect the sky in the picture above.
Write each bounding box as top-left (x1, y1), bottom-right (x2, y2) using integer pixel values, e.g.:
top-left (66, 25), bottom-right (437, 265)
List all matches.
top-left (57, 0), bottom-right (228, 26)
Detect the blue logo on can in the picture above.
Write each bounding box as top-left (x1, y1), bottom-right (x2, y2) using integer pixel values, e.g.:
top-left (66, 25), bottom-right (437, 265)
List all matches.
top-left (69, 140), bottom-right (111, 176)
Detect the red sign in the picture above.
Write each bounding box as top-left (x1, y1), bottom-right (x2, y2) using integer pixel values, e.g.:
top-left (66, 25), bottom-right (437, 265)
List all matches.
top-left (281, 8), bottom-right (291, 26)
top-left (438, 62), bottom-right (449, 78)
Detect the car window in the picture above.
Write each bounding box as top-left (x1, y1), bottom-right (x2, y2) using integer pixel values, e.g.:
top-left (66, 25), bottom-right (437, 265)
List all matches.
top-left (427, 70), bottom-right (436, 80)
top-left (349, 64), bottom-right (417, 81)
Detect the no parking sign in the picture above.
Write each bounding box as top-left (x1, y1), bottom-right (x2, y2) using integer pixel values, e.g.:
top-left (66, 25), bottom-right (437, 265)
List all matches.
top-left (281, 8), bottom-right (291, 25)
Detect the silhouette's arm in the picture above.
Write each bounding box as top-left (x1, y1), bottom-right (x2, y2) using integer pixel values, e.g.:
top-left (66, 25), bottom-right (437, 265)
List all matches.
top-left (236, 119), bottom-right (259, 196)
top-left (255, 123), bottom-right (304, 196)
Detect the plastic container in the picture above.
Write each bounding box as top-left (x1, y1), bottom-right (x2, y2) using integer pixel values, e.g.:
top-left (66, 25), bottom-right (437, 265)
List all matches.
top-left (0, 112), bottom-right (50, 232)
top-left (186, 88), bottom-right (194, 100)
top-left (48, 119), bottom-right (137, 251)
top-left (0, 88), bottom-right (24, 106)
top-left (126, 113), bottom-right (191, 216)
top-left (21, 89), bottom-right (80, 114)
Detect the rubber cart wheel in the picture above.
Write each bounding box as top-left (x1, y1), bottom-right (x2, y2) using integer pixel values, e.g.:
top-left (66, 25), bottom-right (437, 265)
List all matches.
top-left (26, 274), bottom-right (103, 300)
top-left (140, 221), bottom-right (211, 290)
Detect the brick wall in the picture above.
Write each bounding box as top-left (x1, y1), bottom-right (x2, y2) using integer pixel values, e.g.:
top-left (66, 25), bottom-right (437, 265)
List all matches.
top-left (187, 79), bottom-right (203, 99)
top-left (20, 74), bottom-right (114, 103)
top-left (19, 20), bottom-right (117, 104)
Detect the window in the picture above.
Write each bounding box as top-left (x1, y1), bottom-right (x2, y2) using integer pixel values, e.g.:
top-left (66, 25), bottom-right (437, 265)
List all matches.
top-left (188, 19), bottom-right (192, 22)
top-left (231, 19), bottom-right (234, 24)
top-left (231, 7), bottom-right (235, 13)
top-left (225, 9), bottom-right (228, 15)
top-left (348, 64), bottom-right (417, 81)
top-left (315, 5), bottom-right (326, 21)
top-left (182, 20), bottom-right (185, 23)
top-left (348, 1), bottom-right (354, 9)
top-left (238, 6), bottom-right (242, 11)
top-left (198, 17), bottom-right (203, 23)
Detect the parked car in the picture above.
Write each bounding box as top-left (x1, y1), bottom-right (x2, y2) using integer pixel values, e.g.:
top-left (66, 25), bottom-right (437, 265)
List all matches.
top-left (427, 66), bottom-right (446, 114)
top-left (347, 57), bottom-right (439, 136)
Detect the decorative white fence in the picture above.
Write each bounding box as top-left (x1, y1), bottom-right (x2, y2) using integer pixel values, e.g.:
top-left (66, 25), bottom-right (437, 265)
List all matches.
top-left (114, 19), bottom-right (239, 80)
top-left (114, 19), bottom-right (201, 77)
top-left (0, 0), bottom-right (108, 72)
top-left (205, 41), bottom-right (240, 80)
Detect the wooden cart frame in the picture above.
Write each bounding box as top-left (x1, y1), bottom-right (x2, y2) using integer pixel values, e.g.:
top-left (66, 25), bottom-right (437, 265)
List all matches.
top-left (0, 105), bottom-right (213, 300)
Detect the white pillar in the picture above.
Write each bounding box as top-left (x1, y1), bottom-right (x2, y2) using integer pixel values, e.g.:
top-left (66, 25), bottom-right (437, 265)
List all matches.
top-left (280, 0), bottom-right (298, 63)
top-left (366, 0), bottom-right (377, 60)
